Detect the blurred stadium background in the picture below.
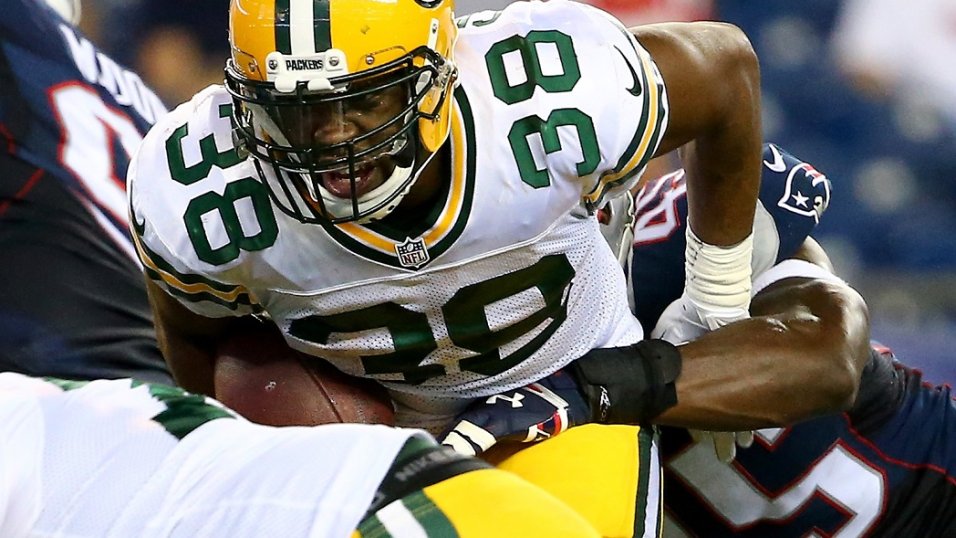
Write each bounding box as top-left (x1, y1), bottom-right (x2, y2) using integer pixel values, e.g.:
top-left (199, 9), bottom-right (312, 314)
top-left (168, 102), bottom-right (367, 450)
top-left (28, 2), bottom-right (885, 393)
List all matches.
top-left (79, 0), bottom-right (956, 383)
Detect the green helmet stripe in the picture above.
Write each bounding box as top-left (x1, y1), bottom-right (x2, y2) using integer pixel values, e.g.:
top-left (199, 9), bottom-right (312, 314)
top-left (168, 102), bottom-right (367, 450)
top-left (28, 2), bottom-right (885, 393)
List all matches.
top-left (275, 0), bottom-right (292, 54)
top-left (313, 0), bottom-right (331, 53)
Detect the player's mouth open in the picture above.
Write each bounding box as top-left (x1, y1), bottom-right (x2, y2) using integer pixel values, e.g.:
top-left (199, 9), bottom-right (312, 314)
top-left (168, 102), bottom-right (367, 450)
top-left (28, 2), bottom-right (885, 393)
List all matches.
top-left (321, 164), bottom-right (377, 199)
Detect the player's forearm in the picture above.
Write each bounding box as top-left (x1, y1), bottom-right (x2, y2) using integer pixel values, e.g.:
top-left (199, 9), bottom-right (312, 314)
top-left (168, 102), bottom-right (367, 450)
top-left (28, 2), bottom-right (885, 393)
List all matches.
top-left (159, 337), bottom-right (218, 396)
top-left (685, 24), bottom-right (761, 246)
top-left (154, 321), bottom-right (218, 396)
top-left (657, 317), bottom-right (843, 430)
top-left (681, 133), bottom-right (761, 246)
top-left (656, 280), bottom-right (870, 430)
top-left (680, 28), bottom-right (761, 246)
top-left (145, 278), bottom-right (223, 396)
top-left (635, 23), bottom-right (762, 330)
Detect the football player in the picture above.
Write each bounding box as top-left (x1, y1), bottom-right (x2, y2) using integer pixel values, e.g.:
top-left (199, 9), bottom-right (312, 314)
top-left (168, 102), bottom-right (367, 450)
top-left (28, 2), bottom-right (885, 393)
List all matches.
top-left (627, 152), bottom-right (956, 536)
top-left (129, 1), bottom-right (763, 535)
top-left (0, 372), bottom-right (600, 537)
top-left (0, 0), bottom-right (170, 382)
top-left (661, 340), bottom-right (956, 538)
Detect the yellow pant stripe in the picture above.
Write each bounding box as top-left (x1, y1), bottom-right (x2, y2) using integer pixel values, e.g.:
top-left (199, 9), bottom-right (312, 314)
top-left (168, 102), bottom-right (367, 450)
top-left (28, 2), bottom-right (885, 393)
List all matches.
top-left (358, 468), bottom-right (600, 537)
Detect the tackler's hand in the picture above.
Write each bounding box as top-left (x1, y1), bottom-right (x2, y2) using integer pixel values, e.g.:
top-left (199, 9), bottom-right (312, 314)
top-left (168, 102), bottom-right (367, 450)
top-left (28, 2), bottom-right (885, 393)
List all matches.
top-left (651, 293), bottom-right (711, 345)
top-left (440, 370), bottom-right (589, 457)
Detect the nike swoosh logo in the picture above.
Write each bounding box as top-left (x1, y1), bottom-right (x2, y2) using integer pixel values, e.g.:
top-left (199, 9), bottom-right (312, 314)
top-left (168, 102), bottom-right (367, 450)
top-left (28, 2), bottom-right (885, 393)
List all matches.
top-left (615, 46), bottom-right (642, 97)
top-left (763, 144), bottom-right (787, 172)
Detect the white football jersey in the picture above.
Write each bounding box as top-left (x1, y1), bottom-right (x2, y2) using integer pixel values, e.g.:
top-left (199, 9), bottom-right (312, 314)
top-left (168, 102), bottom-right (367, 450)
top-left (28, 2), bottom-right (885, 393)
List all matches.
top-left (129, 0), bottom-right (668, 428)
top-left (0, 373), bottom-right (423, 538)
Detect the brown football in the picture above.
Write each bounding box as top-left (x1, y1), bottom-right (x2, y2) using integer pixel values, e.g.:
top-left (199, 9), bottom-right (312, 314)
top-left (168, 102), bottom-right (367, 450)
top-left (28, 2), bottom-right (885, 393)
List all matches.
top-left (213, 321), bottom-right (395, 427)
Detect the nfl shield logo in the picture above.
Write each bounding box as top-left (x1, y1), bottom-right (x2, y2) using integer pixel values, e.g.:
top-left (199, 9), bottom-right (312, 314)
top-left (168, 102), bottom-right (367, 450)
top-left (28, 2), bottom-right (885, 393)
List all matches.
top-left (395, 237), bottom-right (430, 268)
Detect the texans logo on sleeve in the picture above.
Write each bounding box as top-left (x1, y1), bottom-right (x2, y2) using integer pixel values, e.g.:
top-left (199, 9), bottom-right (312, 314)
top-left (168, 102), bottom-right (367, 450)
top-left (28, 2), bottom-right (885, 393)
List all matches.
top-left (765, 145), bottom-right (831, 223)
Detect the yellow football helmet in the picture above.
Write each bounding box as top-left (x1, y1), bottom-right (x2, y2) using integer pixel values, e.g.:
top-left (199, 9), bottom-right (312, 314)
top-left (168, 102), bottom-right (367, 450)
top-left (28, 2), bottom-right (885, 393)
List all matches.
top-left (225, 0), bottom-right (458, 224)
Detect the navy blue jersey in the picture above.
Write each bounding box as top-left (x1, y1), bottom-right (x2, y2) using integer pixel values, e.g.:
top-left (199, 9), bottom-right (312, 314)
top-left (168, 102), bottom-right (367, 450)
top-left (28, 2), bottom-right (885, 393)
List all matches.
top-left (0, 0), bottom-right (170, 383)
top-left (630, 143), bottom-right (830, 331)
top-left (0, 0), bottom-right (165, 255)
top-left (628, 145), bottom-right (956, 536)
top-left (661, 346), bottom-right (956, 538)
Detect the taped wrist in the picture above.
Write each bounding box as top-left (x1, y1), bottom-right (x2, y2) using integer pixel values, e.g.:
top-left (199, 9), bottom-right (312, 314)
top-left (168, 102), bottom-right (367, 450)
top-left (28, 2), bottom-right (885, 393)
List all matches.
top-left (685, 225), bottom-right (753, 329)
top-left (569, 339), bottom-right (682, 425)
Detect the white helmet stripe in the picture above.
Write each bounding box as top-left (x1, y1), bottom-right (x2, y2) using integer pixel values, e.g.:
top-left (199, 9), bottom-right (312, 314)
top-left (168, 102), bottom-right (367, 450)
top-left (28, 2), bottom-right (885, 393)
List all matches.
top-left (289, 0), bottom-right (318, 55)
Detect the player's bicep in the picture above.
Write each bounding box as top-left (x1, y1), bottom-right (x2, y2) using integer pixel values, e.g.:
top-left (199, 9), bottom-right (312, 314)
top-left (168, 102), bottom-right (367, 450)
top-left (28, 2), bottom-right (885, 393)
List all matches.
top-left (632, 22), bottom-right (758, 157)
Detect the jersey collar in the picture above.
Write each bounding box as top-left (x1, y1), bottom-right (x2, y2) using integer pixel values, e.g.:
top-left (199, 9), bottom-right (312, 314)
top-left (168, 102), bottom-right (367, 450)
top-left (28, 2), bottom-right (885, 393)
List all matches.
top-left (320, 87), bottom-right (477, 270)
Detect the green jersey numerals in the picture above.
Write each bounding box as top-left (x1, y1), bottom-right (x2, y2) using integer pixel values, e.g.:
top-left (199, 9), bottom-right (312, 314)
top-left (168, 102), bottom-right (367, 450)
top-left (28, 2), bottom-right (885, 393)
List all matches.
top-left (166, 105), bottom-right (244, 186)
top-left (485, 30), bottom-right (600, 188)
top-left (288, 254), bottom-right (575, 383)
top-left (165, 104), bottom-right (279, 266)
top-left (183, 177), bottom-right (279, 265)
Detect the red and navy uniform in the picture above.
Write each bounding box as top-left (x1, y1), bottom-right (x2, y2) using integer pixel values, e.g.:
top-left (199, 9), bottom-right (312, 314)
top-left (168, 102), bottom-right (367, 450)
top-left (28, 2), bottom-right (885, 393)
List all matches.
top-left (630, 145), bottom-right (956, 536)
top-left (0, 0), bottom-right (170, 382)
top-left (629, 143), bottom-right (828, 332)
top-left (661, 345), bottom-right (956, 537)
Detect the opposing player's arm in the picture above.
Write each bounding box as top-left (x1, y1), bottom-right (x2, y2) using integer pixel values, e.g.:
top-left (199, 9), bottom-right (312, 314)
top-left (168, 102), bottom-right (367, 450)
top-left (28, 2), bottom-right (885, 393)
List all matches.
top-left (442, 243), bottom-right (868, 452)
top-left (570, 238), bottom-right (870, 431)
top-left (656, 238), bottom-right (870, 429)
top-left (145, 278), bottom-right (240, 395)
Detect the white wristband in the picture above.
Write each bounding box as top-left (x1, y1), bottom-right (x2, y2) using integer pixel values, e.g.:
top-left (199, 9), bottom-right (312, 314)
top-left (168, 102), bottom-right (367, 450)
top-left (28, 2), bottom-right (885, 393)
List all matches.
top-left (684, 225), bottom-right (754, 330)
